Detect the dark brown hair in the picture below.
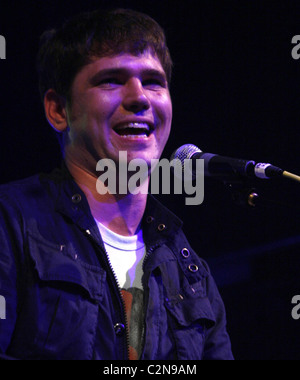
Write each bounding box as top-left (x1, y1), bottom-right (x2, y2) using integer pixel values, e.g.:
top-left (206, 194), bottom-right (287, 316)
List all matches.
top-left (37, 8), bottom-right (172, 102)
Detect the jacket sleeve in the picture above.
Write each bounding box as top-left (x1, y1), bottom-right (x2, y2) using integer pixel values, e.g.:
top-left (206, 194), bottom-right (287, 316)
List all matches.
top-left (201, 259), bottom-right (234, 360)
top-left (0, 193), bottom-right (25, 358)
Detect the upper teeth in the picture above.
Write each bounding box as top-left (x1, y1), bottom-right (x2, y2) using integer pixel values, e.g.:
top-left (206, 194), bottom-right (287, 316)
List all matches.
top-left (116, 122), bottom-right (150, 131)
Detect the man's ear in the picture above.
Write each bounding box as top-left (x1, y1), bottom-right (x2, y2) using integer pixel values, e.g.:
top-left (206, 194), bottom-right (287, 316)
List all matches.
top-left (44, 89), bottom-right (68, 132)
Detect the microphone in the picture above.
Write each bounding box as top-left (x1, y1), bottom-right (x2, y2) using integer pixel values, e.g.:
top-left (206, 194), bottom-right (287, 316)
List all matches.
top-left (171, 144), bottom-right (284, 180)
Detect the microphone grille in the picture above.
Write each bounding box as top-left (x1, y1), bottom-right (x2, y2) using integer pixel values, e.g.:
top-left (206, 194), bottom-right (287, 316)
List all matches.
top-left (171, 144), bottom-right (202, 164)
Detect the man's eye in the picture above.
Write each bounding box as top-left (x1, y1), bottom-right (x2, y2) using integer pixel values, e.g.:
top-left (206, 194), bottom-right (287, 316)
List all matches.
top-left (143, 79), bottom-right (166, 89)
top-left (97, 78), bottom-right (122, 87)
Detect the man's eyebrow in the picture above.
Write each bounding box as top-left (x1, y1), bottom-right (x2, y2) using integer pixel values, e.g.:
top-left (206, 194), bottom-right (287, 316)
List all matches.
top-left (90, 67), bottom-right (167, 84)
top-left (142, 68), bottom-right (167, 81)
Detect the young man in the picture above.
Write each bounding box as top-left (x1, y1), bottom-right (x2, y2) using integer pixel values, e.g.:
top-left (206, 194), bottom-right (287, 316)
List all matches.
top-left (0, 8), bottom-right (233, 360)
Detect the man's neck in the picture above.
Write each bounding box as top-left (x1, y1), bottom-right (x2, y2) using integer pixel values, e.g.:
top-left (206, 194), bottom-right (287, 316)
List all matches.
top-left (65, 158), bottom-right (149, 237)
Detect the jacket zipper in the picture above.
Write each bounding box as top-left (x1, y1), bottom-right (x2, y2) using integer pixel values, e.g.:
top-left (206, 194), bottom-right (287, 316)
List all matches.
top-left (104, 249), bottom-right (130, 360)
top-left (142, 243), bottom-right (161, 271)
top-left (86, 230), bottom-right (130, 360)
top-left (140, 242), bottom-right (163, 359)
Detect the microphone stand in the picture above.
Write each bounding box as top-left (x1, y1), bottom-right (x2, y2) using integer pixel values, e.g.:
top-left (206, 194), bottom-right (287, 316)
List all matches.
top-left (223, 179), bottom-right (259, 208)
top-left (223, 176), bottom-right (300, 211)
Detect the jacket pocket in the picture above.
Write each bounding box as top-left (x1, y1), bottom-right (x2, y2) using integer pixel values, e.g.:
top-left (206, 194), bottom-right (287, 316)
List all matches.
top-left (164, 280), bottom-right (216, 360)
top-left (17, 232), bottom-right (106, 359)
top-left (27, 231), bottom-right (105, 302)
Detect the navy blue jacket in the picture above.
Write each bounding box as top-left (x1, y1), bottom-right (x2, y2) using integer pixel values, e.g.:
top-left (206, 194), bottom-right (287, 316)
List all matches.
top-left (0, 167), bottom-right (233, 360)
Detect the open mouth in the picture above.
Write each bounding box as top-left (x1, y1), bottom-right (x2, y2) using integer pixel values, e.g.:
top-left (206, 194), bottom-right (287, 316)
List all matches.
top-left (113, 122), bottom-right (153, 139)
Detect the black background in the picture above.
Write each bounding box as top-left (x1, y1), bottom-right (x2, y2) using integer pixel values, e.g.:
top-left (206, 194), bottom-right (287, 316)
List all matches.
top-left (0, 0), bottom-right (300, 360)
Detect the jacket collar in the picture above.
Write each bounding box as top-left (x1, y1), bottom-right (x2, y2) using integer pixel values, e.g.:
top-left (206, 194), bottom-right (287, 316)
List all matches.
top-left (49, 164), bottom-right (183, 246)
top-left (142, 194), bottom-right (183, 247)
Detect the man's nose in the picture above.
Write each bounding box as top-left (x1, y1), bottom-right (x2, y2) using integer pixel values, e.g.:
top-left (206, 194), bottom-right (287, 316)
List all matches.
top-left (122, 78), bottom-right (150, 113)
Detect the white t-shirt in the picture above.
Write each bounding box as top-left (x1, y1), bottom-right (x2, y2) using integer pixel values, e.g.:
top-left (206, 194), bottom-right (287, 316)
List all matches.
top-left (94, 220), bottom-right (147, 290)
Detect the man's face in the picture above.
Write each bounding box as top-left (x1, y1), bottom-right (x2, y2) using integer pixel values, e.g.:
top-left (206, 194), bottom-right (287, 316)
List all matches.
top-left (64, 50), bottom-right (172, 172)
